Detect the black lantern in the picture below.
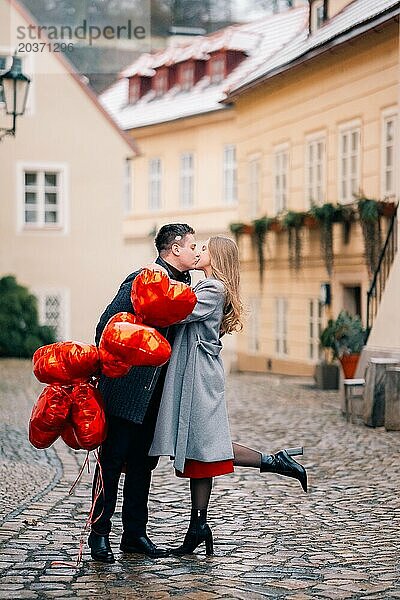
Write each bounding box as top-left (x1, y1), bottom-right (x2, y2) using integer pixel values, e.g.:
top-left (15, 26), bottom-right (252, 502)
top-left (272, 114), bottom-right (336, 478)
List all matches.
top-left (0, 54), bottom-right (31, 139)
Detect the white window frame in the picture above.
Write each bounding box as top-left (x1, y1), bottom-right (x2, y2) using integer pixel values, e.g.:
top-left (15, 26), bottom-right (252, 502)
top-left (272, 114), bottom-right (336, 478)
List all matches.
top-left (123, 158), bottom-right (133, 215)
top-left (34, 287), bottom-right (70, 341)
top-left (223, 145), bottom-right (237, 204)
top-left (273, 143), bottom-right (289, 214)
top-left (16, 162), bottom-right (69, 234)
top-left (0, 46), bottom-right (35, 115)
top-left (209, 56), bottom-right (225, 84)
top-left (154, 69), bottom-right (168, 97)
top-left (179, 152), bottom-right (194, 208)
top-left (180, 63), bottom-right (194, 91)
top-left (338, 120), bottom-right (361, 204)
top-left (311, 0), bottom-right (325, 33)
top-left (248, 154), bottom-right (261, 219)
top-left (148, 157), bottom-right (162, 210)
top-left (275, 297), bottom-right (288, 356)
top-left (305, 132), bottom-right (326, 207)
top-left (248, 296), bottom-right (261, 354)
top-left (308, 298), bottom-right (323, 361)
top-left (381, 108), bottom-right (398, 198)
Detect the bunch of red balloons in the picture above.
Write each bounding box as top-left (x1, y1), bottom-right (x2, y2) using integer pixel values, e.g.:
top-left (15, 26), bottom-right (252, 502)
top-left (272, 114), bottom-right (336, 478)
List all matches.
top-left (29, 269), bottom-right (197, 451)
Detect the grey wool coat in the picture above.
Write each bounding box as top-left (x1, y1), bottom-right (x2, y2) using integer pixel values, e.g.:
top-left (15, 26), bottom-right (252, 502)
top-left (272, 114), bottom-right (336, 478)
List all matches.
top-left (149, 277), bottom-right (234, 473)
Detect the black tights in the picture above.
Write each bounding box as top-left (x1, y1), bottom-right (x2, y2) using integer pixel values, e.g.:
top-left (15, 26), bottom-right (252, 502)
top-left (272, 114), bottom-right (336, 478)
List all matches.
top-left (188, 443), bottom-right (262, 519)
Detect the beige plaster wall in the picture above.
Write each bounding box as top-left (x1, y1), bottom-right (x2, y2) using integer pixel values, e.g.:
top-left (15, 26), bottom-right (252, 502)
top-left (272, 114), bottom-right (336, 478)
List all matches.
top-left (0, 1), bottom-right (134, 343)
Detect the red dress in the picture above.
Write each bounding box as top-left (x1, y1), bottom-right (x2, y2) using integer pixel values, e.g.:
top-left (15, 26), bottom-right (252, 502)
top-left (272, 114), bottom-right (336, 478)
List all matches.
top-left (176, 458), bottom-right (234, 478)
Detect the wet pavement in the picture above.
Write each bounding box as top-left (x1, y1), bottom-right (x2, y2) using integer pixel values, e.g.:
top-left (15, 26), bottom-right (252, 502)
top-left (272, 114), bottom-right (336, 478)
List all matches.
top-left (0, 358), bottom-right (399, 599)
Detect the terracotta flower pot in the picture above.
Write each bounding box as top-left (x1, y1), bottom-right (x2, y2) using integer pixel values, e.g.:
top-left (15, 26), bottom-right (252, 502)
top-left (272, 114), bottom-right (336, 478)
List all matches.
top-left (269, 220), bottom-right (283, 233)
top-left (379, 201), bottom-right (396, 218)
top-left (303, 215), bottom-right (319, 229)
top-left (339, 353), bottom-right (360, 379)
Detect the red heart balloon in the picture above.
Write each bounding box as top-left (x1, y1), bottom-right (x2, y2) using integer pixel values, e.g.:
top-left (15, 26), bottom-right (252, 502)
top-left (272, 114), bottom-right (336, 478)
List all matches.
top-left (29, 385), bottom-right (72, 449)
top-left (99, 311), bottom-right (171, 376)
top-left (33, 342), bottom-right (100, 385)
top-left (69, 384), bottom-right (107, 451)
top-left (61, 420), bottom-right (83, 450)
top-left (131, 269), bottom-right (197, 328)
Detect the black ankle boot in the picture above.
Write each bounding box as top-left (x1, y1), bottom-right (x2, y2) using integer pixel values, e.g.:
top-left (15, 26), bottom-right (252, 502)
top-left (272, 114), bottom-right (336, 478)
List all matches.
top-left (171, 509), bottom-right (214, 556)
top-left (88, 531), bottom-right (115, 563)
top-left (261, 448), bottom-right (308, 493)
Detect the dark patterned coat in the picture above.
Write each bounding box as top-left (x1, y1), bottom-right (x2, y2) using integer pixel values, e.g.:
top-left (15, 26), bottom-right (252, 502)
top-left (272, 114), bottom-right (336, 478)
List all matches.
top-left (95, 257), bottom-right (190, 424)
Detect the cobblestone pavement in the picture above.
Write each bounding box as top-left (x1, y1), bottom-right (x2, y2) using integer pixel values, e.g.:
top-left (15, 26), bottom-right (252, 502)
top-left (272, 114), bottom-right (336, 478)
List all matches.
top-left (0, 358), bottom-right (399, 599)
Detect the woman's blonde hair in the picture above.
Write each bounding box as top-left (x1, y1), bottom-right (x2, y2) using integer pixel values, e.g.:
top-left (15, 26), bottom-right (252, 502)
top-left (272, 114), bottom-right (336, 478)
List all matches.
top-left (208, 236), bottom-right (243, 335)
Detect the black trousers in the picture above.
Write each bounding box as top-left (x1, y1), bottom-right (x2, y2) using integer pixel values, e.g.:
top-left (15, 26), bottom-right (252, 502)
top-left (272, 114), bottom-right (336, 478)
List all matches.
top-left (91, 375), bottom-right (164, 538)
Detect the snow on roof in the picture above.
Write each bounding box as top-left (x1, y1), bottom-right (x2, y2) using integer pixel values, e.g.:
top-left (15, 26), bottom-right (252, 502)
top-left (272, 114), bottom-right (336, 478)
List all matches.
top-left (100, 7), bottom-right (308, 130)
top-left (226, 0), bottom-right (400, 98)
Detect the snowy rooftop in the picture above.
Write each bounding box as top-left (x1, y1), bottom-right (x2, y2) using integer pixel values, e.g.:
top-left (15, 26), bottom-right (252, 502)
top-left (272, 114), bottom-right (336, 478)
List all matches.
top-left (100, 0), bottom-right (399, 130)
top-left (227, 0), bottom-right (400, 97)
top-left (99, 7), bottom-right (308, 130)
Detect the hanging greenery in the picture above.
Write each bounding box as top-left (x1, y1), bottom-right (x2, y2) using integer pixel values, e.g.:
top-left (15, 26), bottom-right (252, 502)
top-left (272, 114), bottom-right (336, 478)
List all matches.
top-left (357, 197), bottom-right (382, 276)
top-left (337, 204), bottom-right (356, 245)
top-left (252, 216), bottom-right (271, 283)
top-left (229, 222), bottom-right (252, 243)
top-left (310, 203), bottom-right (341, 277)
top-left (283, 211), bottom-right (305, 270)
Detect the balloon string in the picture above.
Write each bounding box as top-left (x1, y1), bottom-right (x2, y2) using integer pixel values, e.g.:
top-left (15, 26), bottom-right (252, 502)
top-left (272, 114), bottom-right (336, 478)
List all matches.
top-left (68, 451), bottom-right (89, 496)
top-left (51, 449), bottom-right (104, 569)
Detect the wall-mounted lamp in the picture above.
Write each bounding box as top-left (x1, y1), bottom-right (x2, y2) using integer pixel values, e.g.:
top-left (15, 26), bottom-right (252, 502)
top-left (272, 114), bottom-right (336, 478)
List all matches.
top-left (0, 54), bottom-right (31, 140)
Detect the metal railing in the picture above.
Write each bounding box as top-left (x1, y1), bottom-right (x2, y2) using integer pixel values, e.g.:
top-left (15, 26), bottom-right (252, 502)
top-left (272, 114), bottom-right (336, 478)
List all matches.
top-left (366, 205), bottom-right (398, 338)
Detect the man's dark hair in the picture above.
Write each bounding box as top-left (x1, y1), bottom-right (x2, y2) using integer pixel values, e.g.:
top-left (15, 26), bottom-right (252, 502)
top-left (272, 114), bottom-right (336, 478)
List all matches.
top-left (155, 223), bottom-right (195, 255)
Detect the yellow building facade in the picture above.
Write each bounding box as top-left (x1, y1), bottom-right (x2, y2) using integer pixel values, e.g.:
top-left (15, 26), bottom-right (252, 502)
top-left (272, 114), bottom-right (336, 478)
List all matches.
top-left (100, 0), bottom-right (399, 375)
top-left (228, 4), bottom-right (399, 375)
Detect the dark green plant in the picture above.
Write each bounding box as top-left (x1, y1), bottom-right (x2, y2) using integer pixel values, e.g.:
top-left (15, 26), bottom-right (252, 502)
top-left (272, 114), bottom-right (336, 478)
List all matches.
top-left (337, 204), bottom-right (356, 244)
top-left (357, 197), bottom-right (382, 276)
top-left (320, 310), bottom-right (366, 360)
top-left (229, 222), bottom-right (246, 244)
top-left (283, 211), bottom-right (305, 271)
top-left (0, 275), bottom-right (56, 358)
top-left (252, 216), bottom-right (271, 283)
top-left (310, 203), bottom-right (339, 276)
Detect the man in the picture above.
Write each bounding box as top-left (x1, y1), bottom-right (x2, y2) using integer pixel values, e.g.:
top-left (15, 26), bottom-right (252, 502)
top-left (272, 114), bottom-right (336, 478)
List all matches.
top-left (88, 223), bottom-right (198, 563)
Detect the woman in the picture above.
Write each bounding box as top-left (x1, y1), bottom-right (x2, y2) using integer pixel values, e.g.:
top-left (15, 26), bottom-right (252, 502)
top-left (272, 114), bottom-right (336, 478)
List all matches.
top-left (149, 236), bottom-right (307, 556)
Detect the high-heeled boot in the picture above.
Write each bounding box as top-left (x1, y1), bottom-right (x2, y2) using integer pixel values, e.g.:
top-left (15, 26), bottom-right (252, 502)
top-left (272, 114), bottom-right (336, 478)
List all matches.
top-left (171, 509), bottom-right (214, 556)
top-left (260, 447), bottom-right (308, 493)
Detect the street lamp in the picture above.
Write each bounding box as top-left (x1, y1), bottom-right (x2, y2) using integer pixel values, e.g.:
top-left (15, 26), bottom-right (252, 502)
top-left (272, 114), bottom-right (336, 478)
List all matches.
top-left (0, 54), bottom-right (31, 140)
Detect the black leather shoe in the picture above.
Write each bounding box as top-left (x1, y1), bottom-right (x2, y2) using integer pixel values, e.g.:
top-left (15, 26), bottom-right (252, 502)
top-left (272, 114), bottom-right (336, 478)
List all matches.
top-left (170, 523), bottom-right (214, 556)
top-left (261, 449), bottom-right (308, 493)
top-left (120, 534), bottom-right (170, 558)
top-left (88, 531), bottom-right (115, 563)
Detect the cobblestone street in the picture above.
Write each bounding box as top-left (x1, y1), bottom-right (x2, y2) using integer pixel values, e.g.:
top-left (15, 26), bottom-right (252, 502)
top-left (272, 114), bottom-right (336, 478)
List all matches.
top-left (0, 358), bottom-right (399, 599)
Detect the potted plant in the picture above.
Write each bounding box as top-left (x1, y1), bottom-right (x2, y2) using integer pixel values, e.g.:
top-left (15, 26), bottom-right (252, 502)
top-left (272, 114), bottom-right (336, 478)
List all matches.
top-left (229, 222), bottom-right (254, 243)
top-left (378, 199), bottom-right (397, 218)
top-left (310, 203), bottom-right (340, 276)
top-left (252, 216), bottom-right (271, 283)
top-left (283, 210), bottom-right (305, 270)
top-left (303, 213), bottom-right (319, 229)
top-left (319, 310), bottom-right (367, 379)
top-left (338, 204), bottom-right (356, 245)
top-left (269, 217), bottom-right (283, 233)
top-left (357, 197), bottom-right (382, 276)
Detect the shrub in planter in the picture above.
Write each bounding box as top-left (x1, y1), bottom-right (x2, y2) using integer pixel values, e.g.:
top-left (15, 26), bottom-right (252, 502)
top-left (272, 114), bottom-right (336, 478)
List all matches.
top-left (0, 275), bottom-right (56, 358)
top-left (320, 310), bottom-right (366, 378)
